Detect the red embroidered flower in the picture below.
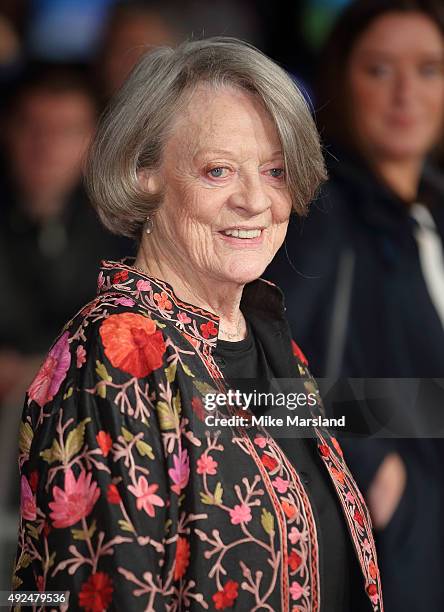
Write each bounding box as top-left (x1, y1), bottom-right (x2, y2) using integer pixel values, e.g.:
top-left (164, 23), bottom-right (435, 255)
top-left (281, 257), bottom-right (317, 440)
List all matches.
top-left (354, 509), bottom-right (364, 527)
top-left (78, 572), bottom-right (113, 611)
top-left (367, 583), bottom-right (377, 597)
top-left (212, 580), bottom-right (239, 609)
top-left (288, 549), bottom-right (302, 571)
top-left (191, 397), bottom-right (206, 421)
top-left (174, 537), bottom-right (190, 580)
top-left (112, 270), bottom-right (129, 284)
top-left (154, 291), bottom-right (172, 310)
top-left (291, 340), bottom-right (308, 366)
top-left (107, 484), bottom-right (121, 504)
top-left (200, 321), bottom-right (218, 339)
top-left (331, 436), bottom-right (344, 457)
top-left (318, 444), bottom-right (330, 457)
top-left (96, 431), bottom-right (112, 457)
top-left (260, 454), bottom-right (278, 471)
top-left (29, 470), bottom-right (39, 493)
top-left (100, 313), bottom-right (166, 378)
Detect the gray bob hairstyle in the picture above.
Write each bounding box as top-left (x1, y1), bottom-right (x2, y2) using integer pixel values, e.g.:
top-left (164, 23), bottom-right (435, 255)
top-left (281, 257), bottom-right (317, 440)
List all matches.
top-left (85, 37), bottom-right (327, 239)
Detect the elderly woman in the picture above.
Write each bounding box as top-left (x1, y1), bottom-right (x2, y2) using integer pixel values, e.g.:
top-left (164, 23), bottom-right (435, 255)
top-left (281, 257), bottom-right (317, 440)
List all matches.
top-left (12, 39), bottom-right (382, 611)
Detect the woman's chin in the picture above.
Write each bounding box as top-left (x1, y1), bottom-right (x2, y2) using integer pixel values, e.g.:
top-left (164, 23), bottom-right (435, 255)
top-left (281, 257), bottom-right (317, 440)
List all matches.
top-left (220, 262), bottom-right (268, 286)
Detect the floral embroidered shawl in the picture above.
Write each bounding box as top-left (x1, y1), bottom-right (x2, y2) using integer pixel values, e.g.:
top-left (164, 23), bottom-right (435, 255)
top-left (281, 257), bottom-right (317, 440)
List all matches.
top-left (12, 259), bottom-right (383, 611)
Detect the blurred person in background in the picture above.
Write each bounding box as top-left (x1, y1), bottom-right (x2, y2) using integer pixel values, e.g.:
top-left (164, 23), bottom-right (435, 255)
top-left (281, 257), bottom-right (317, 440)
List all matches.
top-left (267, 0), bottom-right (444, 610)
top-left (95, 0), bottom-right (181, 100)
top-left (0, 66), bottom-right (131, 404)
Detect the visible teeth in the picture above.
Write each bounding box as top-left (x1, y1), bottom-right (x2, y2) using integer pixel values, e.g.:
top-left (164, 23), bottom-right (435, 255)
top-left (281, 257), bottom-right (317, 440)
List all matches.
top-left (222, 229), bottom-right (262, 238)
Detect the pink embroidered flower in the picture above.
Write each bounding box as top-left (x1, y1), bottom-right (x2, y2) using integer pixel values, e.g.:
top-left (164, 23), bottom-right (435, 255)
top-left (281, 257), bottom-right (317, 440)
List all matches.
top-left (97, 272), bottom-right (105, 291)
top-left (49, 468), bottom-right (99, 528)
top-left (177, 312), bottom-right (192, 324)
top-left (289, 527), bottom-right (302, 544)
top-left (76, 345), bottom-right (86, 368)
top-left (115, 297), bottom-right (135, 307)
top-left (136, 279), bottom-right (151, 292)
top-left (272, 477), bottom-right (289, 493)
top-left (154, 291), bottom-right (172, 310)
top-left (331, 436), bottom-right (344, 457)
top-left (21, 476), bottom-right (36, 520)
top-left (200, 321), bottom-right (217, 339)
top-left (363, 538), bottom-right (372, 555)
top-left (346, 491), bottom-right (355, 504)
top-left (168, 450), bottom-right (190, 494)
top-left (229, 503), bottom-right (252, 525)
top-left (289, 581), bottom-right (304, 601)
top-left (28, 332), bottom-right (71, 407)
top-left (254, 435), bottom-right (267, 448)
top-left (128, 476), bottom-right (164, 517)
top-left (196, 454), bottom-right (218, 475)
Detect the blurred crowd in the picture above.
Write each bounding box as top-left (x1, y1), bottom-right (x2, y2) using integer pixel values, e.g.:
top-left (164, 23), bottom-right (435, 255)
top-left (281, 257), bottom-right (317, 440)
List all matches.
top-left (1, 1), bottom-right (444, 611)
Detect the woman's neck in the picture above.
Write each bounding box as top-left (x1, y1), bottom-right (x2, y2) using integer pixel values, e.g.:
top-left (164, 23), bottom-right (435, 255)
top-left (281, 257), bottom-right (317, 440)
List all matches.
top-left (370, 157), bottom-right (423, 203)
top-left (134, 242), bottom-right (247, 341)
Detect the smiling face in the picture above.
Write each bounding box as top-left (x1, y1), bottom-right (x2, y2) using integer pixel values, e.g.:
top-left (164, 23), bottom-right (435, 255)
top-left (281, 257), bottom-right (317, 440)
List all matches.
top-left (347, 12), bottom-right (444, 161)
top-left (145, 85), bottom-right (292, 287)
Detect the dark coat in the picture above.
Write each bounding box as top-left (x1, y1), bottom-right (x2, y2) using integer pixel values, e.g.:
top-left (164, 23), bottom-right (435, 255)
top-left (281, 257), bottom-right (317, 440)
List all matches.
top-left (12, 259), bottom-right (381, 611)
top-left (266, 150), bottom-right (444, 611)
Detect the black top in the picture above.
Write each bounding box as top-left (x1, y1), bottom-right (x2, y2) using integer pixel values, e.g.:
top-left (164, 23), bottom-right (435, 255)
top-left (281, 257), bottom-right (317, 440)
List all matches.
top-left (214, 322), bottom-right (359, 612)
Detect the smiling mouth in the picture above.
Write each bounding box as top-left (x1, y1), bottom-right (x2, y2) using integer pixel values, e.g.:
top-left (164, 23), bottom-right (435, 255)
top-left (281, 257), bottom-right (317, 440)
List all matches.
top-left (220, 228), bottom-right (263, 239)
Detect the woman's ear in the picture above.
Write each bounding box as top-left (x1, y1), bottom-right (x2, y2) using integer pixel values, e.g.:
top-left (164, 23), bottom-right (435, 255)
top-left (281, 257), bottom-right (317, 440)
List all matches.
top-left (137, 168), bottom-right (162, 194)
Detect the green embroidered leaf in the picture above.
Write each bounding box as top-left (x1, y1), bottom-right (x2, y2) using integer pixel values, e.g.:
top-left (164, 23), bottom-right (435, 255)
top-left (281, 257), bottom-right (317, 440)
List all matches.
top-left (48, 552), bottom-right (56, 569)
top-left (193, 380), bottom-right (217, 395)
top-left (164, 518), bottom-right (173, 533)
top-left (182, 363), bottom-right (195, 378)
top-left (26, 524), bottom-right (40, 540)
top-left (118, 519), bottom-right (135, 533)
top-left (173, 390), bottom-right (182, 417)
top-left (261, 509), bottom-right (275, 535)
top-left (71, 520), bottom-right (96, 541)
top-left (135, 439), bottom-right (154, 459)
top-left (97, 381), bottom-right (107, 398)
top-left (153, 319), bottom-right (166, 328)
top-left (121, 427), bottom-right (134, 442)
top-left (18, 422), bottom-right (34, 455)
top-left (63, 386), bottom-right (73, 400)
top-left (16, 552), bottom-right (31, 571)
top-left (96, 360), bottom-right (112, 382)
top-left (40, 439), bottom-right (63, 464)
top-left (156, 401), bottom-right (177, 431)
top-left (165, 362), bottom-right (177, 383)
top-left (213, 482), bottom-right (223, 504)
top-left (12, 575), bottom-right (23, 590)
top-left (199, 492), bottom-right (214, 505)
top-left (65, 418), bottom-right (91, 462)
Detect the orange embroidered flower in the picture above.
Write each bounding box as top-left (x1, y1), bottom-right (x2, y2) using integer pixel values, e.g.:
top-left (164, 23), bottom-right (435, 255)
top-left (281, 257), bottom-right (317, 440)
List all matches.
top-left (331, 437), bottom-right (343, 457)
top-left (369, 560), bottom-right (378, 579)
top-left (282, 501), bottom-right (297, 519)
top-left (99, 313), bottom-right (166, 378)
top-left (96, 431), bottom-right (112, 457)
top-left (331, 467), bottom-right (345, 484)
top-left (112, 270), bottom-right (128, 284)
top-left (174, 537), bottom-right (190, 580)
top-left (154, 291), bottom-right (172, 310)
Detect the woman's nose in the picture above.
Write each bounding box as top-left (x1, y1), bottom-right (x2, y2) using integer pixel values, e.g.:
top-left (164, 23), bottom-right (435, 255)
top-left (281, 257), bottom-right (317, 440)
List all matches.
top-left (227, 173), bottom-right (272, 215)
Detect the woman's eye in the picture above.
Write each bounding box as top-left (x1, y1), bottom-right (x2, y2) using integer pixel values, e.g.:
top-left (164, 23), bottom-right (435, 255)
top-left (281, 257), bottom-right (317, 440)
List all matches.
top-left (366, 64), bottom-right (391, 78)
top-left (268, 168), bottom-right (285, 179)
top-left (419, 62), bottom-right (444, 77)
top-left (208, 167), bottom-right (228, 178)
